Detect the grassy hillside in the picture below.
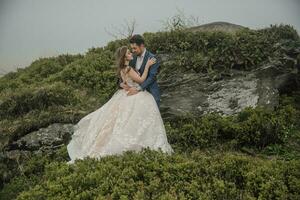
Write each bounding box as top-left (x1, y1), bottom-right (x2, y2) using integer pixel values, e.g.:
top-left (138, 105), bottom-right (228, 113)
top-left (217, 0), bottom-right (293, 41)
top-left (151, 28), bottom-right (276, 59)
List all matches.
top-left (0, 24), bottom-right (299, 199)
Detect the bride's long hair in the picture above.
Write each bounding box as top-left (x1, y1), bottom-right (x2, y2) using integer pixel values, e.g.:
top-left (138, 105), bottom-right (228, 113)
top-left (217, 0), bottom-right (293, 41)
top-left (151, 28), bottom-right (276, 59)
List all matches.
top-left (115, 46), bottom-right (130, 79)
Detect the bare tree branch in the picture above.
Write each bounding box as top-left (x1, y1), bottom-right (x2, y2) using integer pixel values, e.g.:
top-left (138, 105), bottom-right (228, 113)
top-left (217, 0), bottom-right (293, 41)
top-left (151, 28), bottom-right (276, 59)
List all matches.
top-left (159, 7), bottom-right (201, 31)
top-left (105, 18), bottom-right (137, 40)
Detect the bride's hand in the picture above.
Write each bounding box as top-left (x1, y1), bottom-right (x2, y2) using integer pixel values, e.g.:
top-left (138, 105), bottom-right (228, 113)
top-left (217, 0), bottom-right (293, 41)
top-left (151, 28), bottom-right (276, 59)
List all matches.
top-left (146, 57), bottom-right (156, 68)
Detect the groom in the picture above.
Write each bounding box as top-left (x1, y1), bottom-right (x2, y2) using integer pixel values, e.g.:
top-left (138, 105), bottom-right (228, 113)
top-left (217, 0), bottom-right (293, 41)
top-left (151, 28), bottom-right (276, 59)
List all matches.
top-left (118, 34), bottom-right (161, 108)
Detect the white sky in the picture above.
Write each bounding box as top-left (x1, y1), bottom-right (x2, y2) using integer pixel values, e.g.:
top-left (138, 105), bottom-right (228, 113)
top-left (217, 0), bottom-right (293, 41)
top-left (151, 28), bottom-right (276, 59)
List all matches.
top-left (0, 0), bottom-right (299, 75)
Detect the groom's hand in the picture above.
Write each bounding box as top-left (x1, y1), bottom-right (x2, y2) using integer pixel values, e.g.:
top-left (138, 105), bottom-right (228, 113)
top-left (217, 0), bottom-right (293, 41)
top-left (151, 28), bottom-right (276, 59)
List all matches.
top-left (127, 87), bottom-right (139, 96)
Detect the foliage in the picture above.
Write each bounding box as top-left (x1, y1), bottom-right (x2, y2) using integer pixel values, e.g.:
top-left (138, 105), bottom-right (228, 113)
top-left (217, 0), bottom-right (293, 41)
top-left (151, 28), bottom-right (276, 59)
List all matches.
top-left (0, 147), bottom-right (299, 200)
top-left (166, 104), bottom-right (298, 152)
top-left (144, 24), bottom-right (299, 73)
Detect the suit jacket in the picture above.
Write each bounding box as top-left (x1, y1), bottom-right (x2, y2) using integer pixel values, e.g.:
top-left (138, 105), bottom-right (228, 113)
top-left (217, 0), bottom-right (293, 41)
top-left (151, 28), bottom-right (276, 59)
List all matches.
top-left (117, 50), bottom-right (161, 107)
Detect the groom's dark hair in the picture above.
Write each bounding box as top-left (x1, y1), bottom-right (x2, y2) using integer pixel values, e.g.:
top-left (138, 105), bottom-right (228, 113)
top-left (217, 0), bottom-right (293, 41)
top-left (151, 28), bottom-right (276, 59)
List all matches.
top-left (129, 34), bottom-right (145, 46)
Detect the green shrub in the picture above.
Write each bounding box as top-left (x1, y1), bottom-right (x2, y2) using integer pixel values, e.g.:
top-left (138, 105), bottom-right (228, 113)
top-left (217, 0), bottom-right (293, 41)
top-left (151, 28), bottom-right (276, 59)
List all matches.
top-left (143, 24), bottom-right (299, 72)
top-left (0, 82), bottom-right (79, 120)
top-left (0, 146), bottom-right (69, 200)
top-left (166, 105), bottom-right (298, 151)
top-left (1, 148), bottom-right (298, 200)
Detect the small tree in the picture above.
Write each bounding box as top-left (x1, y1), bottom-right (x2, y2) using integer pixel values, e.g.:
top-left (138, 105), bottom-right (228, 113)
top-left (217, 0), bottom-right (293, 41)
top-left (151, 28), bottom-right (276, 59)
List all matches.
top-left (160, 8), bottom-right (201, 31)
top-left (105, 18), bottom-right (137, 40)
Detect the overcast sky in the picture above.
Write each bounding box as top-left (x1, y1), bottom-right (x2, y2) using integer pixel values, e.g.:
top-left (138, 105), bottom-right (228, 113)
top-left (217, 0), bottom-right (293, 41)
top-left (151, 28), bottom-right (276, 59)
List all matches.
top-left (0, 0), bottom-right (299, 75)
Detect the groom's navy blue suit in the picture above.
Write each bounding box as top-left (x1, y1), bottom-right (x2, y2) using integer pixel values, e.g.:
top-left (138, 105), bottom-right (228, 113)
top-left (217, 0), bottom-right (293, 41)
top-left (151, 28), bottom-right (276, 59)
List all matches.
top-left (117, 50), bottom-right (161, 108)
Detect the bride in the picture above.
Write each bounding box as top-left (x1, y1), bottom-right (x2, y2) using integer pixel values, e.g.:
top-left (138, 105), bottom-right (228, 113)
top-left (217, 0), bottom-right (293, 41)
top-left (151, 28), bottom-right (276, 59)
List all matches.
top-left (66, 46), bottom-right (174, 164)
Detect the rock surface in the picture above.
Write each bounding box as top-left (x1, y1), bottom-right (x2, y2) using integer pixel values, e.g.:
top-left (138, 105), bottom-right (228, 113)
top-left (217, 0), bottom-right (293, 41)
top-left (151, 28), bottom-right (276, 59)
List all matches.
top-left (158, 54), bottom-right (299, 119)
top-left (6, 123), bottom-right (74, 152)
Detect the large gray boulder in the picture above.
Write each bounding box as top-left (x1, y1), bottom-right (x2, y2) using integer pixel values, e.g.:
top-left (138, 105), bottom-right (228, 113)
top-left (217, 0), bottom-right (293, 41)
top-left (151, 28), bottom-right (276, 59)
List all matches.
top-left (158, 53), bottom-right (299, 119)
top-left (7, 123), bottom-right (74, 152)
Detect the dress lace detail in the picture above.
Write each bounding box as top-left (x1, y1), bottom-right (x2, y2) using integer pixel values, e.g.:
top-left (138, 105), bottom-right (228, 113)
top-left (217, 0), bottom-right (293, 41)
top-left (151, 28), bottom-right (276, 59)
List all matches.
top-left (120, 67), bottom-right (142, 90)
top-left (66, 69), bottom-right (174, 164)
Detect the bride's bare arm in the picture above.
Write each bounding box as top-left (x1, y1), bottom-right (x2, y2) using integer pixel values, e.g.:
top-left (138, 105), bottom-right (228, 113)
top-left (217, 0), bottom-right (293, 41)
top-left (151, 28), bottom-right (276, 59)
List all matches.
top-left (127, 58), bottom-right (156, 84)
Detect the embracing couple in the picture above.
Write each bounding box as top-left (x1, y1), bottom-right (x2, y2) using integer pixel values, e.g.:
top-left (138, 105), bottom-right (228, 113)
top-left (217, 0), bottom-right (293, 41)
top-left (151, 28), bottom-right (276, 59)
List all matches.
top-left (67, 34), bottom-right (173, 164)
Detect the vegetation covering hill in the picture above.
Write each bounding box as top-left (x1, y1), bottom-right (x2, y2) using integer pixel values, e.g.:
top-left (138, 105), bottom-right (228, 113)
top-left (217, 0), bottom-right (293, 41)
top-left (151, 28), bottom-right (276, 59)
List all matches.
top-left (0, 23), bottom-right (300, 199)
top-left (187, 21), bottom-right (246, 33)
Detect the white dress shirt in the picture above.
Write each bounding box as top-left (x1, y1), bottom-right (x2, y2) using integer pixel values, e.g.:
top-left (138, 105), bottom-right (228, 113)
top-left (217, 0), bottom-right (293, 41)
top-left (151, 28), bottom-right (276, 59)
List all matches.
top-left (135, 48), bottom-right (146, 71)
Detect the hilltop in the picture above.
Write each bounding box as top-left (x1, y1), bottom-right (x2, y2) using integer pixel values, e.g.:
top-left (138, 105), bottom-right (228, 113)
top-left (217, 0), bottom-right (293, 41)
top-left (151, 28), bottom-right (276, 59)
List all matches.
top-left (0, 22), bottom-right (300, 199)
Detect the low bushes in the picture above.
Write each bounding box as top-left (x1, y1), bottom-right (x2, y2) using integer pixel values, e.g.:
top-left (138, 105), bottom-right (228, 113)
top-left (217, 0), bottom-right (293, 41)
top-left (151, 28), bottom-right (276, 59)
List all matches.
top-left (166, 104), bottom-right (298, 152)
top-left (1, 147), bottom-right (298, 200)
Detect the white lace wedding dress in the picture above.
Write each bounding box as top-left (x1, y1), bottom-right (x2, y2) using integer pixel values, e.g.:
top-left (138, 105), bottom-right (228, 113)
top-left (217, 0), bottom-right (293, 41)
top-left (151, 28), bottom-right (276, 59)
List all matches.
top-left (66, 68), bottom-right (174, 164)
